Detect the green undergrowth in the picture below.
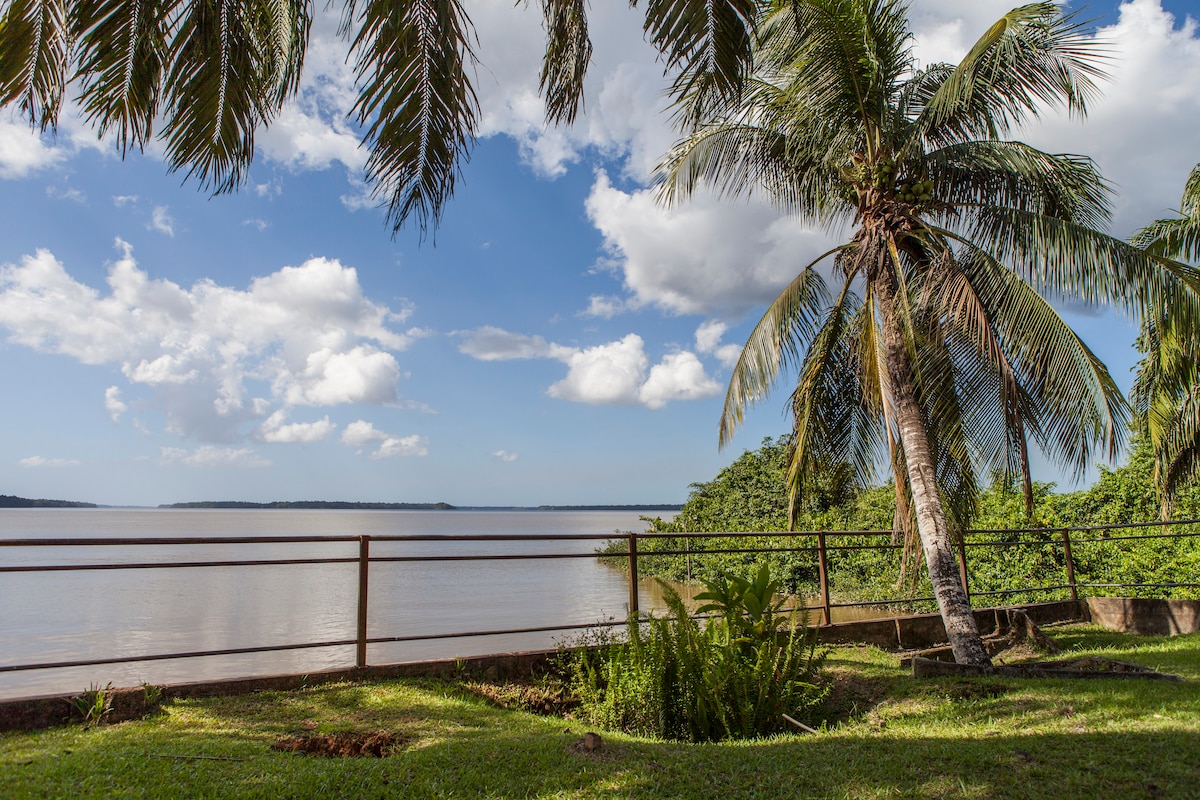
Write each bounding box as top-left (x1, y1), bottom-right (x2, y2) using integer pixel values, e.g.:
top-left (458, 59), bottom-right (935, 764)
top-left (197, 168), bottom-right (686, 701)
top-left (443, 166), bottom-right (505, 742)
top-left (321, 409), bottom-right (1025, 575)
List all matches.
top-left (2, 626), bottom-right (1199, 799)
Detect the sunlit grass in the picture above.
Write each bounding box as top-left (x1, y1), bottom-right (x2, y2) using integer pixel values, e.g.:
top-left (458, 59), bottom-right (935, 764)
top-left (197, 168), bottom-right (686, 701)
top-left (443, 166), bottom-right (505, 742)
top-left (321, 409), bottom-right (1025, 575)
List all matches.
top-left (2, 626), bottom-right (1198, 799)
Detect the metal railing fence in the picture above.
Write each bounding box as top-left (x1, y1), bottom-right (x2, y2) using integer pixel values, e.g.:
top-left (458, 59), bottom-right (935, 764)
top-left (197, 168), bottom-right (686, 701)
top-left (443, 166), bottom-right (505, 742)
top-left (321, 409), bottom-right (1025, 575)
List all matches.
top-left (2, 519), bottom-right (1199, 680)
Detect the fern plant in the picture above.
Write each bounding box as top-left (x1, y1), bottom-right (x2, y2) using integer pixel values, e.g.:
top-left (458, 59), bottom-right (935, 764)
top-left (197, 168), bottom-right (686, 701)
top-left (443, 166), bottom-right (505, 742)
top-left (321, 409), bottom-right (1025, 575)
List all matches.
top-left (571, 567), bottom-right (826, 742)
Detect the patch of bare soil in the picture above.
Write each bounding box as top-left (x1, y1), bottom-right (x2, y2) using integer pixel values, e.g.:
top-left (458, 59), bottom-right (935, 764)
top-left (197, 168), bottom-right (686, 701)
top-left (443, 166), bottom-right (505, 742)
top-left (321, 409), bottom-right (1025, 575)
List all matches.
top-left (272, 730), bottom-right (404, 757)
top-left (818, 669), bottom-right (893, 724)
top-left (459, 680), bottom-right (578, 716)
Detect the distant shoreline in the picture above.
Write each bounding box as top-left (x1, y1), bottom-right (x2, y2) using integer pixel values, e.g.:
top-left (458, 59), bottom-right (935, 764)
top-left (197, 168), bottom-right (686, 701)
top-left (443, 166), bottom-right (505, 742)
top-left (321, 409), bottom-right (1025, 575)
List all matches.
top-left (159, 501), bottom-right (682, 511)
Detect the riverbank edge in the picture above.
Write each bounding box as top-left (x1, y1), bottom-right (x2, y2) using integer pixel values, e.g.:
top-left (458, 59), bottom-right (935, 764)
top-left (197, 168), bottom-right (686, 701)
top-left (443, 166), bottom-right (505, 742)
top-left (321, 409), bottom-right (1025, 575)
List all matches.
top-left (0, 599), bottom-right (1093, 733)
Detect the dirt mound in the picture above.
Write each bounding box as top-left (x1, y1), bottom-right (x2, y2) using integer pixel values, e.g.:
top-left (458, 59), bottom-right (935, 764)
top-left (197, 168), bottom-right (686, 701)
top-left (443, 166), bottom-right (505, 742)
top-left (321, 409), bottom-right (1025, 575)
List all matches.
top-left (272, 730), bottom-right (403, 757)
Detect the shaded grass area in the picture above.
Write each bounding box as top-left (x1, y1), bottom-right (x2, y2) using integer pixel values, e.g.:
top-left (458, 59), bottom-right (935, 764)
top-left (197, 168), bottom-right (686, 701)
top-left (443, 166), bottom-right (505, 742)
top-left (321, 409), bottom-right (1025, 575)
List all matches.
top-left (2, 626), bottom-right (1198, 799)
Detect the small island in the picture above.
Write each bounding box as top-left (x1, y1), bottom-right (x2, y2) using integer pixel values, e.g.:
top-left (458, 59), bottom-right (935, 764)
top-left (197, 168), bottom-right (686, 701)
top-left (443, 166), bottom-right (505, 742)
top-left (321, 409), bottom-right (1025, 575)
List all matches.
top-left (0, 494), bottom-right (97, 508)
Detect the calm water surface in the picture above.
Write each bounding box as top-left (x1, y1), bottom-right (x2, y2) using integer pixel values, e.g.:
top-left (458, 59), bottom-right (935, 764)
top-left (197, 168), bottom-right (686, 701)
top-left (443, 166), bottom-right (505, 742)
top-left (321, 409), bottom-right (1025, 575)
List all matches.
top-left (0, 508), bottom-right (657, 699)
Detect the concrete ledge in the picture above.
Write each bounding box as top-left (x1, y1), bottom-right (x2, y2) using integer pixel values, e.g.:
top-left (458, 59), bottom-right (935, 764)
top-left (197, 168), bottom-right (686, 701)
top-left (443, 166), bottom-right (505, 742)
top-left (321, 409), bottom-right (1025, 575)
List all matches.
top-left (0, 600), bottom-right (1089, 733)
top-left (1088, 597), bottom-right (1200, 636)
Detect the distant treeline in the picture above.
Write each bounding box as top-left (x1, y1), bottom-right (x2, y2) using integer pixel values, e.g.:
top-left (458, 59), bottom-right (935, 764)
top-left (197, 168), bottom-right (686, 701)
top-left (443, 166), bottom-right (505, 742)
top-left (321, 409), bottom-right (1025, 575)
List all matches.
top-left (161, 501), bottom-right (457, 510)
top-left (0, 494), bottom-right (97, 508)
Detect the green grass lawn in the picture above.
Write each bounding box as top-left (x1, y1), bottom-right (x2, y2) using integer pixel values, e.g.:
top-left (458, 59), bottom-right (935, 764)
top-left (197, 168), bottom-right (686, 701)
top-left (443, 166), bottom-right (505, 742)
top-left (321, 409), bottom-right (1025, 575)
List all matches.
top-left (2, 625), bottom-right (1198, 799)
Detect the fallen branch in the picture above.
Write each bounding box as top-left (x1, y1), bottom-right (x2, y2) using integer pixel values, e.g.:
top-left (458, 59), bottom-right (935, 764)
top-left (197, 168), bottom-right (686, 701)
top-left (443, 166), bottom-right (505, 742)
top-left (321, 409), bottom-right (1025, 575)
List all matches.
top-left (782, 714), bottom-right (819, 734)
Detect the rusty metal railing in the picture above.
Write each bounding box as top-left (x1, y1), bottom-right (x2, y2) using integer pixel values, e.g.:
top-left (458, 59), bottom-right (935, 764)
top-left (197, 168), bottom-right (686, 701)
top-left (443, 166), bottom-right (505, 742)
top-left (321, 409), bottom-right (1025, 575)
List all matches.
top-left (2, 520), bottom-right (1199, 680)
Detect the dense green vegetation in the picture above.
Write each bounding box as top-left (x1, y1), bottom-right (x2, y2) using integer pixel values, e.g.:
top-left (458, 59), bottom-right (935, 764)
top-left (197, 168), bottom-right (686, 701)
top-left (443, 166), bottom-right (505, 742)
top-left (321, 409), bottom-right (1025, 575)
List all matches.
top-left (2, 627), bottom-right (1198, 799)
top-left (620, 437), bottom-right (1200, 606)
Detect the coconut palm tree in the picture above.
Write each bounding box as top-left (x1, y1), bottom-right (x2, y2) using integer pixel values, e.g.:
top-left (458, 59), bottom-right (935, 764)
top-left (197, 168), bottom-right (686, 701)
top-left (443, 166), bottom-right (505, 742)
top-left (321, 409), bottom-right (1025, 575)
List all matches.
top-left (657, 0), bottom-right (1197, 665)
top-left (0, 0), bottom-right (766, 235)
top-left (1132, 164), bottom-right (1200, 515)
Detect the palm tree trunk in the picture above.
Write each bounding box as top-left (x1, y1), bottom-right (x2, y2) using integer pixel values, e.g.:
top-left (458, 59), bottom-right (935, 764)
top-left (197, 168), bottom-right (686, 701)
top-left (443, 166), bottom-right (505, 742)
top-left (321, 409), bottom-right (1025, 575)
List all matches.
top-left (876, 276), bottom-right (992, 667)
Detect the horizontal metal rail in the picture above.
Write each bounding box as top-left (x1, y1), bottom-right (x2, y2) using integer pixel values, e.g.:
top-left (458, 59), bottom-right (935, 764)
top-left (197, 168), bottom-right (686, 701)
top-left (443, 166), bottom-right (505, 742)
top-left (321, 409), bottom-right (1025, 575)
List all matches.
top-left (3, 519), bottom-right (1198, 683)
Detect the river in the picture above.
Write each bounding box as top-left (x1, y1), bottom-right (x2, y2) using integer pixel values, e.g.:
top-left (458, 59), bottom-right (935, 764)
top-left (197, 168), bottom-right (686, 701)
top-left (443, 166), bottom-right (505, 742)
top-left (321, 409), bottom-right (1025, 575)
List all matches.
top-left (0, 508), bottom-right (873, 700)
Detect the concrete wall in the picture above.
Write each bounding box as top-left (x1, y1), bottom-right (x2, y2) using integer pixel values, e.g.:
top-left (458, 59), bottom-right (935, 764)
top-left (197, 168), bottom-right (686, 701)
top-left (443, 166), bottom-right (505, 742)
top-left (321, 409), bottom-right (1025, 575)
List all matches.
top-left (1087, 597), bottom-right (1200, 636)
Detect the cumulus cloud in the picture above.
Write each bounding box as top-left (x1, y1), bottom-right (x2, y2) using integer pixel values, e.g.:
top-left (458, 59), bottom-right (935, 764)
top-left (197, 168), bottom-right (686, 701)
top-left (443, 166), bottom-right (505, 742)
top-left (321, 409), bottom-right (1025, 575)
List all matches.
top-left (372, 435), bottom-right (429, 459)
top-left (460, 327), bottom-right (722, 409)
top-left (19, 456), bottom-right (82, 467)
top-left (637, 351), bottom-right (722, 409)
top-left (160, 446), bottom-right (271, 468)
top-left (0, 120), bottom-right (66, 178)
top-left (694, 320), bottom-right (742, 368)
top-left (492, 449), bottom-right (519, 462)
top-left (586, 171), bottom-right (839, 317)
top-left (112, 195), bottom-right (138, 207)
top-left (339, 419), bottom-right (428, 459)
top-left (256, 410), bottom-right (336, 443)
top-left (0, 242), bottom-right (416, 441)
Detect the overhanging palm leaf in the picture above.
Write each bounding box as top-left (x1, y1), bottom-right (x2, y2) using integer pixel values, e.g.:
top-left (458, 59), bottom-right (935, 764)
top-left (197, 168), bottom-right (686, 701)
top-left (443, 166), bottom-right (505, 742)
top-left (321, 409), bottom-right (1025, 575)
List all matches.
top-left (0, 0), bottom-right (773, 236)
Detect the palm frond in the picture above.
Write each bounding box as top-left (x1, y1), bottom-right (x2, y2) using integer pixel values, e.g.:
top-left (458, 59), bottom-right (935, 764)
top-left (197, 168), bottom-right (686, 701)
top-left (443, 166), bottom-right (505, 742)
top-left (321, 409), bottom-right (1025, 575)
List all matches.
top-left (538, 0), bottom-right (591, 125)
top-left (72, 0), bottom-right (174, 154)
top-left (909, 2), bottom-right (1107, 152)
top-left (348, 0), bottom-right (480, 238)
top-left (161, 0), bottom-right (307, 194)
top-left (0, 0), bottom-right (71, 129)
top-left (640, 0), bottom-right (762, 130)
top-left (720, 250), bottom-right (839, 446)
top-left (928, 141), bottom-right (1111, 232)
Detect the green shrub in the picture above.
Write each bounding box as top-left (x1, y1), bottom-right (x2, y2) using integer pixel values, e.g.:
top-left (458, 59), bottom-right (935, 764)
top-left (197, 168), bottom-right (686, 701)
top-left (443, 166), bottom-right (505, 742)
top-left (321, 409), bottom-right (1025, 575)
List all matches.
top-left (569, 567), bottom-right (826, 742)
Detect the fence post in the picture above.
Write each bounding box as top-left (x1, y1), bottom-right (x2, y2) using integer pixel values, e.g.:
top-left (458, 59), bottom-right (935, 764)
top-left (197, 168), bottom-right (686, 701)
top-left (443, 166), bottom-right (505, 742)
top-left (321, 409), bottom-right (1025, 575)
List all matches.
top-left (1061, 527), bottom-right (1079, 603)
top-left (356, 535), bottom-right (370, 668)
top-left (816, 532), bottom-right (831, 626)
top-left (956, 535), bottom-right (971, 603)
top-left (627, 531), bottom-right (640, 617)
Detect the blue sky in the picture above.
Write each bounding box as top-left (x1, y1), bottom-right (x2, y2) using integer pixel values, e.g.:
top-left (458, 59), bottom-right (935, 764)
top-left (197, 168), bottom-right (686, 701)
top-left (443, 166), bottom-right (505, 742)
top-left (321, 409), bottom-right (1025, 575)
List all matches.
top-left (1, 0), bottom-right (1198, 507)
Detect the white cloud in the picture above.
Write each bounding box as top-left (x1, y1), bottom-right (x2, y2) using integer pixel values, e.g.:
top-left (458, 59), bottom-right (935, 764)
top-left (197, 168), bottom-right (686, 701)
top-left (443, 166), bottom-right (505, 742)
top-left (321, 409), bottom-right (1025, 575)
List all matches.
top-left (339, 419), bottom-right (427, 458)
top-left (492, 449), bottom-right (519, 462)
top-left (112, 195), bottom-right (138, 207)
top-left (244, 218), bottom-right (269, 231)
top-left (160, 446), bottom-right (271, 468)
top-left (19, 456), bottom-right (82, 467)
top-left (148, 206), bottom-right (175, 236)
top-left (0, 243), bottom-right (416, 441)
top-left (637, 351), bottom-right (723, 409)
top-left (104, 386), bottom-right (128, 422)
top-left (548, 334), bottom-right (649, 405)
top-left (461, 326), bottom-right (722, 409)
top-left (340, 419), bottom-right (387, 447)
top-left (371, 435), bottom-right (429, 459)
top-left (695, 320), bottom-right (742, 368)
top-left (0, 119), bottom-right (66, 178)
top-left (283, 346), bottom-right (401, 406)
top-left (256, 410), bottom-right (336, 443)
top-left (586, 171), bottom-right (839, 317)
top-left (583, 295), bottom-right (626, 319)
